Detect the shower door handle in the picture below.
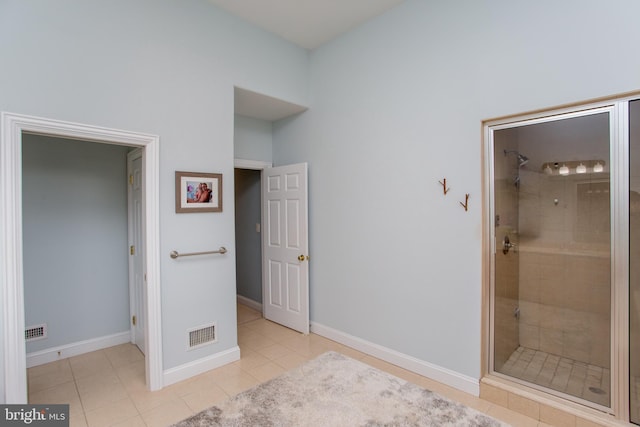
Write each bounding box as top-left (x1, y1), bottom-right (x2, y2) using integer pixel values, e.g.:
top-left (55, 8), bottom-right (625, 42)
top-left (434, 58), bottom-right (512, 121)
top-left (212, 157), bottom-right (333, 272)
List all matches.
top-left (502, 235), bottom-right (516, 254)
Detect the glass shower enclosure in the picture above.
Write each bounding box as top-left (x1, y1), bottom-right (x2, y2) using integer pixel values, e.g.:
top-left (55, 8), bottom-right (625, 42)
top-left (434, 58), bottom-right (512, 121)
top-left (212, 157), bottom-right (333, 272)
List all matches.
top-left (487, 95), bottom-right (640, 423)
top-left (490, 108), bottom-right (613, 409)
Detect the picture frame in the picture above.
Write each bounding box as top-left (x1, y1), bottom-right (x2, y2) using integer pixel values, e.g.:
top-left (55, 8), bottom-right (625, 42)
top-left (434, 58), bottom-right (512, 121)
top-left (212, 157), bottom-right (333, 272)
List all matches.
top-left (175, 171), bottom-right (223, 213)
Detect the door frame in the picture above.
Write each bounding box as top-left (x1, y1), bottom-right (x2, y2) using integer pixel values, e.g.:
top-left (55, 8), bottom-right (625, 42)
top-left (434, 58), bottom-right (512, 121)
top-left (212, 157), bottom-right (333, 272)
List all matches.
top-left (1, 112), bottom-right (163, 402)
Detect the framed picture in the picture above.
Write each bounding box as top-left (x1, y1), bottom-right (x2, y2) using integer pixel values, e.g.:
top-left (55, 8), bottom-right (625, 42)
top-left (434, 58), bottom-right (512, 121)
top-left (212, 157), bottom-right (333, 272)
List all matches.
top-left (175, 171), bottom-right (223, 213)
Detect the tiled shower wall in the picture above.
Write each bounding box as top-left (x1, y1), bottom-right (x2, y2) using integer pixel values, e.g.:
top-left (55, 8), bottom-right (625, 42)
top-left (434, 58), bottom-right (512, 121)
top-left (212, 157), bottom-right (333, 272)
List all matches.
top-left (518, 169), bottom-right (611, 369)
top-left (494, 216), bottom-right (519, 370)
top-left (493, 133), bottom-right (520, 371)
top-left (518, 251), bottom-right (610, 368)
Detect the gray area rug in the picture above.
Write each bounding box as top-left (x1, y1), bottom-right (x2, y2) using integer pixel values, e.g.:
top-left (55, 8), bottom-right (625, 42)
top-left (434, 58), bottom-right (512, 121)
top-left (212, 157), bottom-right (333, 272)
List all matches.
top-left (172, 351), bottom-right (509, 426)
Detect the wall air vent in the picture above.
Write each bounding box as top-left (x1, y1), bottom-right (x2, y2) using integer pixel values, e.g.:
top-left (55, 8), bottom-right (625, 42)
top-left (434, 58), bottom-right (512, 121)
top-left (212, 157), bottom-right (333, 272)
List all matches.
top-left (25, 324), bottom-right (47, 342)
top-left (187, 323), bottom-right (217, 350)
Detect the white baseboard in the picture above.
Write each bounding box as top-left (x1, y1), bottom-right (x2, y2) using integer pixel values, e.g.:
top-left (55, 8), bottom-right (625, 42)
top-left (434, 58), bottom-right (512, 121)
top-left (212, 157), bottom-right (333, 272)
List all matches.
top-left (163, 346), bottom-right (241, 387)
top-left (236, 295), bottom-right (262, 312)
top-left (310, 322), bottom-right (480, 396)
top-left (26, 331), bottom-right (131, 368)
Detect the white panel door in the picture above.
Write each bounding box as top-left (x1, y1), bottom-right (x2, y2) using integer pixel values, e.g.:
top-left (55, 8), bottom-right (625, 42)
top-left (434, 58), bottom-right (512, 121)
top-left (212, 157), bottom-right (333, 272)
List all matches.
top-left (128, 150), bottom-right (145, 354)
top-left (262, 163), bottom-right (309, 334)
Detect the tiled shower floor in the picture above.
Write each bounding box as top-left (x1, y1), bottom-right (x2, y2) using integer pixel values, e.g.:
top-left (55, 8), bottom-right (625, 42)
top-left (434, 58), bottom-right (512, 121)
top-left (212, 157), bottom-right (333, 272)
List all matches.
top-left (500, 347), bottom-right (610, 407)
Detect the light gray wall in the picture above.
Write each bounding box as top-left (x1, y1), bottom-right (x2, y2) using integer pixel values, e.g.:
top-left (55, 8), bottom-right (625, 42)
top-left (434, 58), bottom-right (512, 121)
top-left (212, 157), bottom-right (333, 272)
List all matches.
top-left (22, 135), bottom-right (130, 353)
top-left (273, 0), bottom-right (640, 379)
top-left (234, 169), bottom-right (262, 304)
top-left (234, 115), bottom-right (273, 163)
top-left (0, 0), bottom-right (309, 398)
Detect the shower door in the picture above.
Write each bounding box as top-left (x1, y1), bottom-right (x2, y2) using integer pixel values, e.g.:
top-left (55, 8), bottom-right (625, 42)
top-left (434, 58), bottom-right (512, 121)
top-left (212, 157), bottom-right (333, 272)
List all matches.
top-left (490, 108), bottom-right (613, 409)
top-left (630, 99), bottom-right (640, 424)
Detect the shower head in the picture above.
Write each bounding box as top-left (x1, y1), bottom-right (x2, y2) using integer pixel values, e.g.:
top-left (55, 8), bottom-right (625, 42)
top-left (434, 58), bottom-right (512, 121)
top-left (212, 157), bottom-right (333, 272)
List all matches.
top-left (504, 150), bottom-right (529, 167)
top-left (517, 154), bottom-right (529, 167)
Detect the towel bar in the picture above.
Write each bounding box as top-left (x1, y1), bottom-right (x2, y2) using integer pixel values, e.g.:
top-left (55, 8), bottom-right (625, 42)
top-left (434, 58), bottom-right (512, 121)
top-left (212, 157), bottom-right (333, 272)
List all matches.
top-left (170, 247), bottom-right (227, 259)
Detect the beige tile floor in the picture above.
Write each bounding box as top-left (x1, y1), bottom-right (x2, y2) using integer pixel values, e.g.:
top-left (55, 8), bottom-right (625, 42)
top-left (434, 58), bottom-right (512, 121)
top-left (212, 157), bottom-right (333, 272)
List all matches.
top-left (28, 304), bottom-right (541, 427)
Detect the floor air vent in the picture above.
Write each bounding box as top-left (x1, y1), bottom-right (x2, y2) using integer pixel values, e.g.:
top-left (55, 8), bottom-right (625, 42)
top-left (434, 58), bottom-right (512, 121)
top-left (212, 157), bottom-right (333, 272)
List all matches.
top-left (25, 324), bottom-right (47, 342)
top-left (187, 323), bottom-right (217, 350)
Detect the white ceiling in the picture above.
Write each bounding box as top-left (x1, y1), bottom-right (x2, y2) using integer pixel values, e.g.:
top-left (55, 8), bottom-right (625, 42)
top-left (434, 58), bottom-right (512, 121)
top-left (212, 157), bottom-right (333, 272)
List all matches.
top-left (208, 0), bottom-right (404, 50)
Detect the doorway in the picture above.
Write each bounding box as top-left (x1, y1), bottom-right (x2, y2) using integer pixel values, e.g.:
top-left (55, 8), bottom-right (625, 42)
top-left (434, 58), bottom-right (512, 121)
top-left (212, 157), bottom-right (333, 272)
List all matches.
top-left (232, 160), bottom-right (310, 335)
top-left (1, 112), bottom-right (162, 402)
top-left (234, 167), bottom-right (264, 313)
top-left (232, 86), bottom-right (310, 337)
top-left (484, 95), bottom-right (640, 423)
top-left (22, 135), bottom-right (134, 364)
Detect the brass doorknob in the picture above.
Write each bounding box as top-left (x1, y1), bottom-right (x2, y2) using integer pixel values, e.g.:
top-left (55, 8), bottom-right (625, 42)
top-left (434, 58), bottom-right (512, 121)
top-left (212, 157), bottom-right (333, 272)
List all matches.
top-left (298, 254), bottom-right (308, 261)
